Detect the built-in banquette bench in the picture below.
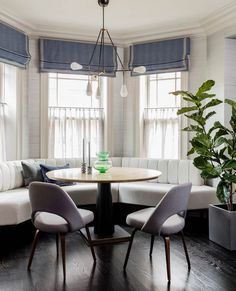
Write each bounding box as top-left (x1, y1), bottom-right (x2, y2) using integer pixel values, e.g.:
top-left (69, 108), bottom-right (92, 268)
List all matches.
top-left (0, 157), bottom-right (217, 226)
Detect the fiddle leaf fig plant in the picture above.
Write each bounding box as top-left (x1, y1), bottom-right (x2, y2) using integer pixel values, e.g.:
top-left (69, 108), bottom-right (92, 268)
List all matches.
top-left (171, 80), bottom-right (236, 211)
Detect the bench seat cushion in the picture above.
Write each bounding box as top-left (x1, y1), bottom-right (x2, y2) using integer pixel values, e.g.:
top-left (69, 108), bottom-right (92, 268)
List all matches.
top-left (0, 183), bottom-right (119, 226)
top-left (0, 188), bottom-right (31, 225)
top-left (118, 182), bottom-right (218, 210)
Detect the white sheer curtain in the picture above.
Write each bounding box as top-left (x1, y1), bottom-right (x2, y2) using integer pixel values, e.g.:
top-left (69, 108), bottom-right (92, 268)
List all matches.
top-left (144, 108), bottom-right (179, 159)
top-left (48, 107), bottom-right (104, 158)
top-left (0, 103), bottom-right (6, 161)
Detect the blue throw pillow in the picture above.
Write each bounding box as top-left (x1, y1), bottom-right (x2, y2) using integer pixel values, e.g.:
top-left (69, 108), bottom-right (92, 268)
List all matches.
top-left (39, 164), bottom-right (73, 186)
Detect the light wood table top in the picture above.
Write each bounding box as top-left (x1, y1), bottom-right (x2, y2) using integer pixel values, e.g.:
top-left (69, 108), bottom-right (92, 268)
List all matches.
top-left (47, 167), bottom-right (161, 184)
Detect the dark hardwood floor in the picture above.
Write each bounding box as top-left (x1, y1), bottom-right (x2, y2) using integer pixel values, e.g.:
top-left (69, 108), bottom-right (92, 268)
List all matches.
top-left (0, 218), bottom-right (236, 291)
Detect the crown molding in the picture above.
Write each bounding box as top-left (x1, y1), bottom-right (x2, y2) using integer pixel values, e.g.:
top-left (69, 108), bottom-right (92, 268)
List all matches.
top-left (0, 7), bottom-right (34, 34)
top-left (0, 2), bottom-right (235, 44)
top-left (120, 23), bottom-right (205, 46)
top-left (31, 22), bottom-right (205, 47)
top-left (201, 1), bottom-right (236, 35)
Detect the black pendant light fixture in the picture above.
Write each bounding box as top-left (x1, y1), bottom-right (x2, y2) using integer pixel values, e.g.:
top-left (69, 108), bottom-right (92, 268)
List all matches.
top-left (70, 0), bottom-right (146, 98)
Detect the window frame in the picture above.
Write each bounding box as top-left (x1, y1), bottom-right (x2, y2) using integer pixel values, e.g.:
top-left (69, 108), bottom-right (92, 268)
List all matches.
top-left (41, 73), bottom-right (108, 158)
top-left (140, 71), bottom-right (188, 159)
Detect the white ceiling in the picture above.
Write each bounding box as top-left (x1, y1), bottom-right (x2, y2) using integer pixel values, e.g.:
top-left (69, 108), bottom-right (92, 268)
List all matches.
top-left (0, 0), bottom-right (235, 43)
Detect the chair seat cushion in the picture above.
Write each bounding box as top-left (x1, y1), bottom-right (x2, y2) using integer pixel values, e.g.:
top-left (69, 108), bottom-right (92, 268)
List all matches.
top-left (126, 207), bottom-right (185, 235)
top-left (160, 214), bottom-right (185, 235)
top-left (79, 208), bottom-right (94, 225)
top-left (126, 207), bottom-right (155, 229)
top-left (34, 212), bottom-right (69, 233)
top-left (34, 208), bottom-right (94, 233)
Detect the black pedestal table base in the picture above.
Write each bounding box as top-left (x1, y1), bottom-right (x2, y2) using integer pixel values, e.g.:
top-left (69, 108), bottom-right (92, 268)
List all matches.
top-left (80, 182), bottom-right (131, 245)
top-left (94, 183), bottom-right (114, 236)
top-left (80, 225), bottom-right (131, 246)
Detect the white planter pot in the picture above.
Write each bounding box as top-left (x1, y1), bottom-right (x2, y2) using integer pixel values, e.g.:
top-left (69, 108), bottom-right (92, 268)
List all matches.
top-left (209, 204), bottom-right (236, 250)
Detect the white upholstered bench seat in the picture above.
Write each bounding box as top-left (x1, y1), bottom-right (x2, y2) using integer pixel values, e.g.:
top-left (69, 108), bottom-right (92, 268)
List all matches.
top-left (0, 188), bottom-right (31, 225)
top-left (0, 157), bottom-right (217, 226)
top-left (118, 182), bottom-right (218, 210)
top-left (0, 184), bottom-right (119, 226)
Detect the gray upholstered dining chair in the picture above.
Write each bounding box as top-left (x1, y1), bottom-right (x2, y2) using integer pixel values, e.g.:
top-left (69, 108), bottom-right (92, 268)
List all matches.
top-left (27, 182), bottom-right (96, 280)
top-left (123, 183), bottom-right (192, 282)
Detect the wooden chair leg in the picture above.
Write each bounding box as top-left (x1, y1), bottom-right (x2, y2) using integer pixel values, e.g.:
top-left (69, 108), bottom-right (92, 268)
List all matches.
top-left (27, 229), bottom-right (40, 270)
top-left (85, 226), bottom-right (96, 262)
top-left (163, 236), bottom-right (171, 282)
top-left (60, 233), bottom-right (66, 280)
top-left (123, 229), bottom-right (137, 271)
top-left (149, 235), bottom-right (155, 256)
top-left (180, 231), bottom-right (191, 270)
top-left (56, 234), bottom-right (59, 258)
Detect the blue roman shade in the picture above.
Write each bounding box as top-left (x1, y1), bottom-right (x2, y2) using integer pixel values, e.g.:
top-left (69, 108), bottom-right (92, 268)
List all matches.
top-left (0, 21), bottom-right (31, 68)
top-left (129, 37), bottom-right (190, 76)
top-left (40, 38), bottom-right (117, 77)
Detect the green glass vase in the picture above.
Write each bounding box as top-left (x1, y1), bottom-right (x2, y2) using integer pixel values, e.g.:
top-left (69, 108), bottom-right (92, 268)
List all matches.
top-left (94, 151), bottom-right (112, 173)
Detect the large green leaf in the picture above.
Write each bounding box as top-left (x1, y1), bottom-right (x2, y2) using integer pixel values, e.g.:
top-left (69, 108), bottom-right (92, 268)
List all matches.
top-left (208, 121), bottom-right (227, 136)
top-left (200, 168), bottom-right (220, 179)
top-left (230, 149), bottom-right (236, 158)
top-left (185, 113), bottom-right (206, 126)
top-left (196, 80), bottom-right (215, 96)
top-left (222, 160), bottom-right (236, 170)
top-left (202, 99), bottom-right (222, 111)
top-left (187, 148), bottom-right (195, 156)
top-left (170, 90), bottom-right (197, 100)
top-left (177, 106), bottom-right (198, 115)
top-left (214, 136), bottom-right (226, 148)
top-left (182, 125), bottom-right (202, 132)
top-left (193, 134), bottom-right (211, 148)
top-left (216, 181), bottom-right (229, 203)
top-left (225, 174), bottom-right (236, 183)
top-left (225, 99), bottom-right (236, 110)
top-left (198, 93), bottom-right (216, 101)
top-left (213, 129), bottom-right (228, 142)
top-left (183, 97), bottom-right (196, 103)
top-left (193, 156), bottom-right (212, 170)
top-left (218, 147), bottom-right (228, 160)
top-left (205, 111), bottom-right (216, 120)
top-left (191, 139), bottom-right (213, 157)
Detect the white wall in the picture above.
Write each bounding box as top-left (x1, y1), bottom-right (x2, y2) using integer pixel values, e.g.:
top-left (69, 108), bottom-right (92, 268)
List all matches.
top-left (27, 38), bottom-right (41, 158)
top-left (4, 65), bottom-right (17, 160)
top-left (224, 38), bottom-right (236, 127)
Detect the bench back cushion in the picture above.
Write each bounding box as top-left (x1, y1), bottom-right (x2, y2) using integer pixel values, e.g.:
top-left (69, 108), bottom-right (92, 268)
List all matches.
top-left (121, 158), bottom-right (203, 186)
top-left (0, 157), bottom-right (202, 192)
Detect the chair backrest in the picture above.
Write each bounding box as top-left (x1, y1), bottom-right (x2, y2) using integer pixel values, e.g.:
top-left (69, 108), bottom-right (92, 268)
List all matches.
top-left (142, 183), bottom-right (192, 235)
top-left (29, 182), bottom-right (85, 232)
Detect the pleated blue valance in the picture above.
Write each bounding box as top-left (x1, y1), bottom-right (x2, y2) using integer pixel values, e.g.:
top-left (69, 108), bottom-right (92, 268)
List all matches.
top-left (129, 37), bottom-right (190, 76)
top-left (39, 38), bottom-right (117, 77)
top-left (0, 22), bottom-right (31, 69)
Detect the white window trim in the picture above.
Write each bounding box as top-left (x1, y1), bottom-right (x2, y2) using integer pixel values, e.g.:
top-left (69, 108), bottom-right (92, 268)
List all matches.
top-left (138, 72), bottom-right (189, 159)
top-left (40, 73), bottom-right (49, 158)
top-left (40, 73), bottom-right (108, 158)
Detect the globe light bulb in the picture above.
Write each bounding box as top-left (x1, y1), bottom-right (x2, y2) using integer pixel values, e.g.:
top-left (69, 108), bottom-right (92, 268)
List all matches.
top-left (86, 79), bottom-right (92, 96)
top-left (70, 62), bottom-right (83, 70)
top-left (120, 84), bottom-right (128, 97)
top-left (133, 66), bottom-right (146, 74)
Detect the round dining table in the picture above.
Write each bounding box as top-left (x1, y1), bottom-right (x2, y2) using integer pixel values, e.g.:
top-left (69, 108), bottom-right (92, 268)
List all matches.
top-left (47, 167), bottom-right (161, 245)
